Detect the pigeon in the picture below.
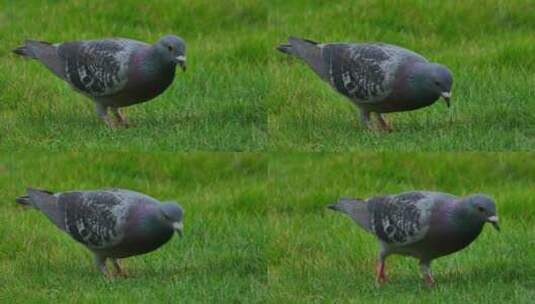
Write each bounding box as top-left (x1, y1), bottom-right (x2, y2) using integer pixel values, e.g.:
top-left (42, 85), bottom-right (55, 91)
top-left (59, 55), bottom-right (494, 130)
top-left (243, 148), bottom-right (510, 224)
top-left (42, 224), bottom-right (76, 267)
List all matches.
top-left (13, 35), bottom-right (186, 127)
top-left (328, 191), bottom-right (499, 286)
top-left (16, 188), bottom-right (184, 277)
top-left (277, 37), bottom-right (453, 131)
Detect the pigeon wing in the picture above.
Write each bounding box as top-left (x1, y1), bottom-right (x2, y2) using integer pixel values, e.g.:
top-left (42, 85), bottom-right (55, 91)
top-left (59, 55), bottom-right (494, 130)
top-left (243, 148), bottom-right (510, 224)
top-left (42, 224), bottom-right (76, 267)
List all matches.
top-left (367, 192), bottom-right (434, 246)
top-left (324, 43), bottom-right (427, 104)
top-left (57, 39), bottom-right (143, 97)
top-left (58, 191), bottom-right (131, 249)
top-left (323, 43), bottom-right (394, 103)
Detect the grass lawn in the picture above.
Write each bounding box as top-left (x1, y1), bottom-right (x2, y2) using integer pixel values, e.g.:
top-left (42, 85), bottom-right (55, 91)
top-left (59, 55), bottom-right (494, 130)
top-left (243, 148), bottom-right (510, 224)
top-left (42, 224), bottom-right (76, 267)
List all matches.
top-left (2, 1), bottom-right (534, 152)
top-left (1, 152), bottom-right (534, 302)
top-left (1, 1), bottom-right (535, 302)
top-left (0, 0), bottom-right (268, 151)
top-left (269, 0), bottom-right (535, 151)
top-left (0, 152), bottom-right (267, 302)
top-left (267, 153), bottom-right (535, 303)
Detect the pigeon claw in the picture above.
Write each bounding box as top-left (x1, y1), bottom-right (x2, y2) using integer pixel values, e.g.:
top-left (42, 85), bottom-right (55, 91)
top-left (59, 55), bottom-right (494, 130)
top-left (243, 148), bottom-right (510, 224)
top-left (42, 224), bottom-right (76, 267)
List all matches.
top-left (103, 117), bottom-right (118, 129)
top-left (375, 276), bottom-right (388, 287)
top-left (116, 270), bottom-right (129, 278)
top-left (423, 273), bottom-right (435, 287)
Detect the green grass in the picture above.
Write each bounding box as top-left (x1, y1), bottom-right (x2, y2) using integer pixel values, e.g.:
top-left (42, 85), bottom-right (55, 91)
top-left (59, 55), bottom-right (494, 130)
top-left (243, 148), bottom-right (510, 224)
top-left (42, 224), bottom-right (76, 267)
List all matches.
top-left (2, 1), bottom-right (534, 151)
top-left (1, 1), bottom-right (535, 302)
top-left (2, 152), bottom-right (534, 303)
top-left (0, 152), bottom-right (268, 302)
top-left (0, 0), bottom-right (268, 151)
top-left (268, 0), bottom-right (535, 151)
top-left (267, 153), bottom-right (535, 303)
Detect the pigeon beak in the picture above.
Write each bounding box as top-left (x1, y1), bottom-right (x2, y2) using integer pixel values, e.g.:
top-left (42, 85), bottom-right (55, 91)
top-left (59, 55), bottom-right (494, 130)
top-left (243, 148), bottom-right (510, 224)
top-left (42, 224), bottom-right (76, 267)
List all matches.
top-left (175, 55), bottom-right (186, 72)
top-left (441, 92), bottom-right (451, 108)
top-left (487, 215), bottom-right (500, 231)
top-left (173, 222), bottom-right (184, 237)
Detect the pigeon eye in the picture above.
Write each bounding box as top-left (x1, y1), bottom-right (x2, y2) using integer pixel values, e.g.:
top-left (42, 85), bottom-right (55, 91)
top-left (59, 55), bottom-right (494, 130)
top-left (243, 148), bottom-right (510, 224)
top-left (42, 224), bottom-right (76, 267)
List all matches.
top-left (167, 45), bottom-right (173, 52)
top-left (477, 206), bottom-right (485, 212)
top-left (434, 81), bottom-right (440, 86)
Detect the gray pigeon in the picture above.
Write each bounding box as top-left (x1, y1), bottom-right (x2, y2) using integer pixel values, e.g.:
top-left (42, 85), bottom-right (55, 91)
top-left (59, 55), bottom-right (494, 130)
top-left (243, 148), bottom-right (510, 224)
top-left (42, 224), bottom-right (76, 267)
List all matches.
top-left (277, 37), bottom-right (453, 131)
top-left (16, 188), bottom-right (184, 277)
top-left (13, 35), bottom-right (186, 127)
top-left (328, 191), bottom-right (499, 286)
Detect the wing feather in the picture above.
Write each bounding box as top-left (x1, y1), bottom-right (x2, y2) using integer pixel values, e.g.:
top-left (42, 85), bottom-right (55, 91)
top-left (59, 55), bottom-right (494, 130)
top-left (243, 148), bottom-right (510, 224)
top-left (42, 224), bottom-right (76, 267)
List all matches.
top-left (59, 191), bottom-right (131, 249)
top-left (325, 43), bottom-right (426, 104)
top-left (58, 39), bottom-right (140, 97)
top-left (368, 192), bottom-right (434, 246)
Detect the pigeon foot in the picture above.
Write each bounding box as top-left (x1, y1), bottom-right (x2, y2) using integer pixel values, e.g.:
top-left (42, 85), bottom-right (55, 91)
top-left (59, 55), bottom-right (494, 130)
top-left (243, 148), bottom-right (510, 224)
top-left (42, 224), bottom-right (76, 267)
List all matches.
top-left (423, 273), bottom-right (435, 287)
top-left (376, 113), bottom-right (393, 133)
top-left (112, 259), bottom-right (129, 278)
top-left (375, 261), bottom-right (388, 286)
top-left (104, 118), bottom-right (118, 129)
top-left (111, 108), bottom-right (130, 128)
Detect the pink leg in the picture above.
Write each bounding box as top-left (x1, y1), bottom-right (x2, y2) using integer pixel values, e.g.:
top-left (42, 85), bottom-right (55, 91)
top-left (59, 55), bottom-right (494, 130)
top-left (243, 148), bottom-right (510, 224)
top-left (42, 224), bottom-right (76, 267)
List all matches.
top-left (424, 272), bottom-right (435, 286)
top-left (376, 113), bottom-right (393, 132)
top-left (112, 259), bottom-right (128, 278)
top-left (111, 108), bottom-right (130, 127)
top-left (376, 261), bottom-right (387, 284)
top-left (420, 262), bottom-right (435, 287)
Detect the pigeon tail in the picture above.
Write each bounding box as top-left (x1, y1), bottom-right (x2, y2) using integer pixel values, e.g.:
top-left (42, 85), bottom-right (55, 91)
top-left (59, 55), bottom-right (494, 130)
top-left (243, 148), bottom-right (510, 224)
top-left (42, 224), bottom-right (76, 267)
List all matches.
top-left (277, 37), bottom-right (319, 56)
top-left (12, 40), bottom-right (53, 59)
top-left (329, 198), bottom-right (371, 231)
top-left (280, 37), bottom-right (329, 81)
top-left (328, 198), bottom-right (364, 214)
top-left (16, 188), bottom-right (55, 207)
top-left (327, 202), bottom-right (342, 211)
top-left (15, 195), bottom-right (32, 206)
top-left (276, 44), bottom-right (293, 55)
top-left (12, 46), bottom-right (30, 57)
top-left (288, 37), bottom-right (319, 46)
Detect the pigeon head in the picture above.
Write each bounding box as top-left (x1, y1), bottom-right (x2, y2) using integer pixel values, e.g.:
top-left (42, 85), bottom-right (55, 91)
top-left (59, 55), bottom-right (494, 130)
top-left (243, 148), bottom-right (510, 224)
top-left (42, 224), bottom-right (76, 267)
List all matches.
top-left (409, 62), bottom-right (453, 107)
top-left (155, 35), bottom-right (186, 71)
top-left (463, 194), bottom-right (499, 231)
top-left (160, 202), bottom-right (184, 237)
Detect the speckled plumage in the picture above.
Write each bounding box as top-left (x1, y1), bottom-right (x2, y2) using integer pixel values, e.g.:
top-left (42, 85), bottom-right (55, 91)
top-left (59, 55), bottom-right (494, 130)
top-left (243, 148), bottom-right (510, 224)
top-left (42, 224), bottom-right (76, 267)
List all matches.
top-left (13, 35), bottom-right (186, 127)
top-left (328, 191), bottom-right (499, 286)
top-left (16, 188), bottom-right (184, 277)
top-left (325, 43), bottom-right (425, 103)
top-left (59, 39), bottom-right (138, 97)
top-left (277, 37), bottom-right (453, 131)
